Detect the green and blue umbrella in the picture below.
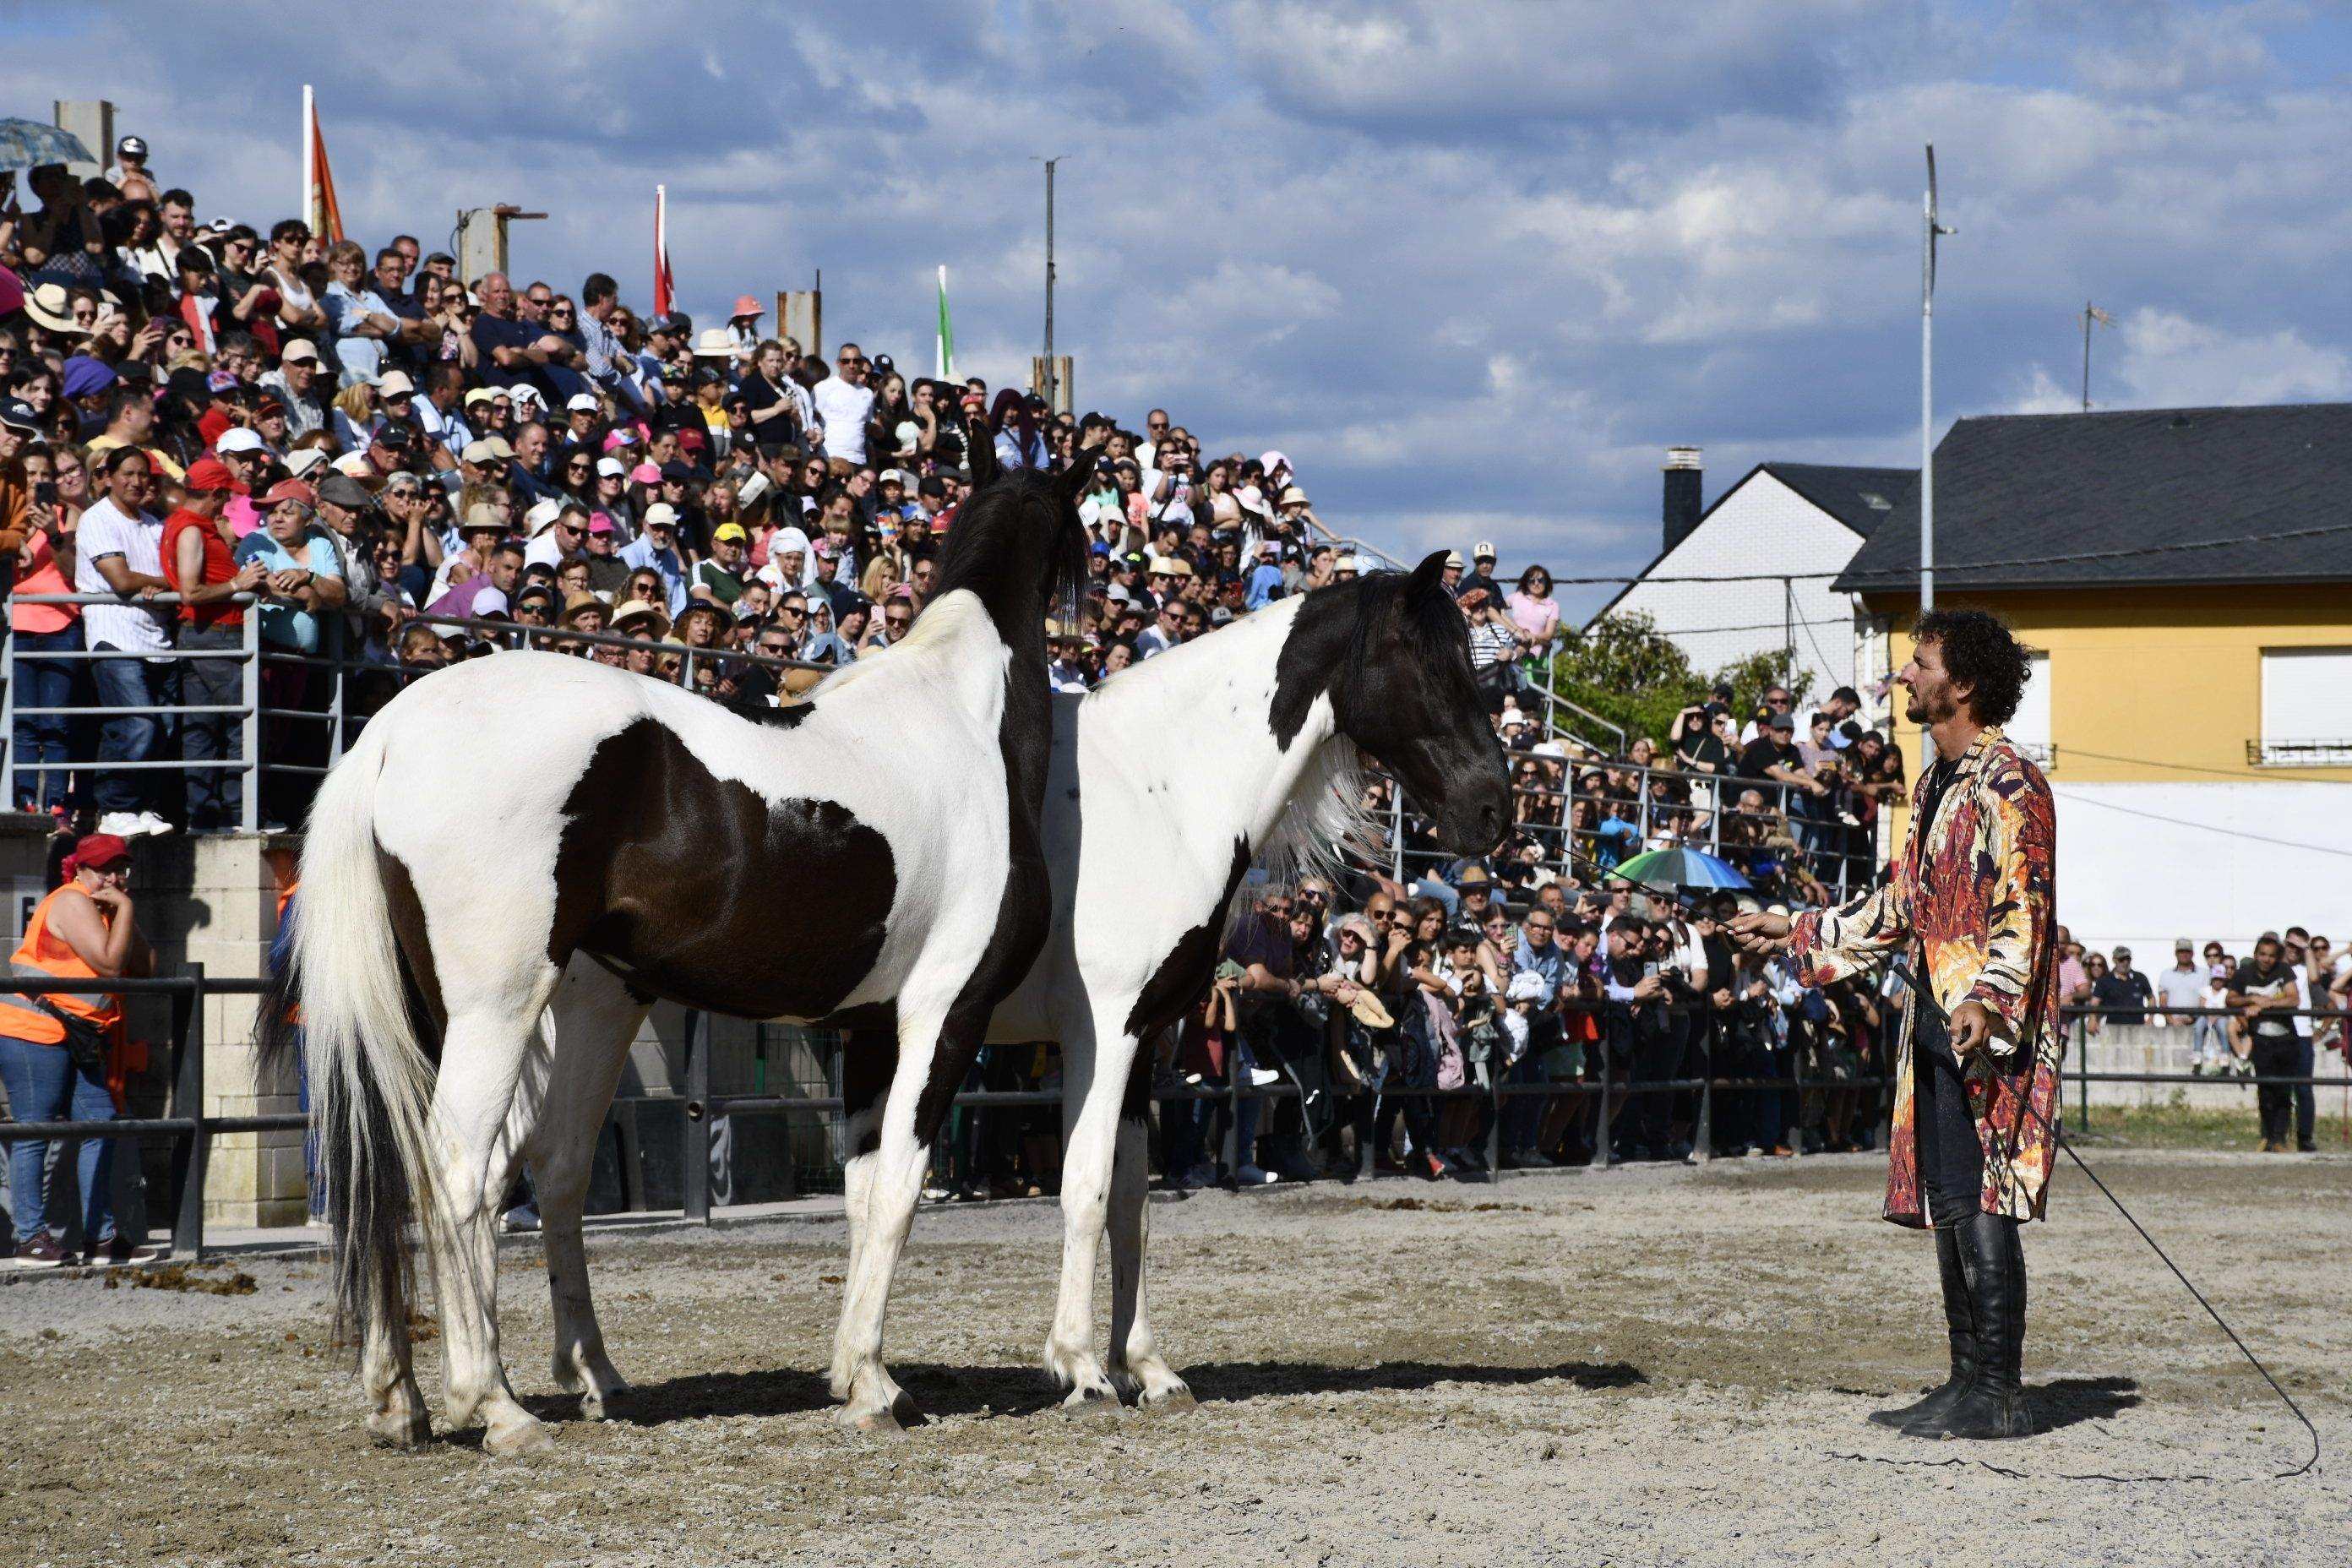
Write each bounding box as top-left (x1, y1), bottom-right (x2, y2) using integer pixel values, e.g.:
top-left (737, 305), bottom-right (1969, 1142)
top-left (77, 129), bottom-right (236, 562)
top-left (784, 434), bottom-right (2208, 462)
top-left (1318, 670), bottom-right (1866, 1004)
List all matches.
top-left (1611, 847), bottom-right (1752, 893)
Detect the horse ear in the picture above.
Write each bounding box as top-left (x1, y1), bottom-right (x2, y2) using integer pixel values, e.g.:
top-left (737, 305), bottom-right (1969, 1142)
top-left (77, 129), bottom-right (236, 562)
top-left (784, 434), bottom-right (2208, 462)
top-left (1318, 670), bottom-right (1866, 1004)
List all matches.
top-left (966, 414), bottom-right (999, 492)
top-left (1054, 452), bottom-right (1096, 505)
top-left (1405, 549), bottom-right (1450, 602)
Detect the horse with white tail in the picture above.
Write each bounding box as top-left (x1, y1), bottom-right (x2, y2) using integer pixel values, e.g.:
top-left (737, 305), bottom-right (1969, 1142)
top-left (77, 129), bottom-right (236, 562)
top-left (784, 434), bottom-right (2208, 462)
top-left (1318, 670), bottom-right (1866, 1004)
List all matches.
top-left (259, 452), bottom-right (1088, 1451)
top-left (500, 551), bottom-right (1508, 1424)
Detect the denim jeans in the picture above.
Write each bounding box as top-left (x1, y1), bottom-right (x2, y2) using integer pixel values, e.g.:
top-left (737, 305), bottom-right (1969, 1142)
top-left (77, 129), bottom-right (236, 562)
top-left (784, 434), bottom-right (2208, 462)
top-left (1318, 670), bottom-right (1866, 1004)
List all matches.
top-left (0, 1033), bottom-right (116, 1246)
top-left (90, 644), bottom-right (180, 817)
top-left (10, 623), bottom-right (82, 811)
top-left (176, 623), bottom-right (246, 828)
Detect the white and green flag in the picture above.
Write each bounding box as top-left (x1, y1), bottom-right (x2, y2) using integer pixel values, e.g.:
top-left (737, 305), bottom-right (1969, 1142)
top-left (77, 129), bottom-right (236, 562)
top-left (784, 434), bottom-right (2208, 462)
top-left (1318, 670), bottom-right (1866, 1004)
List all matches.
top-left (935, 264), bottom-right (955, 379)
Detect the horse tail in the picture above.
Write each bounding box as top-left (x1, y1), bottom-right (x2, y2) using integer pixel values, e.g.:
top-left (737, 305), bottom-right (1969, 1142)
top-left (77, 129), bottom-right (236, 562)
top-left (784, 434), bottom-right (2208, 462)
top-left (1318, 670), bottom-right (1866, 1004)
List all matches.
top-left (275, 721), bottom-right (441, 1354)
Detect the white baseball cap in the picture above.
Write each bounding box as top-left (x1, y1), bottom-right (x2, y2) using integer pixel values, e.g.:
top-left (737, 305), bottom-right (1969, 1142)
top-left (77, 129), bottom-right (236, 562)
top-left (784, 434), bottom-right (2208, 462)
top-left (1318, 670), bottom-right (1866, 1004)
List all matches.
top-left (596, 456), bottom-right (626, 479)
top-left (641, 502), bottom-right (679, 529)
top-left (566, 393), bottom-right (601, 413)
top-left (215, 427), bottom-right (266, 455)
top-left (1473, 540), bottom-right (1496, 562)
top-left (280, 340), bottom-right (320, 364)
top-left (374, 369), bottom-right (416, 399)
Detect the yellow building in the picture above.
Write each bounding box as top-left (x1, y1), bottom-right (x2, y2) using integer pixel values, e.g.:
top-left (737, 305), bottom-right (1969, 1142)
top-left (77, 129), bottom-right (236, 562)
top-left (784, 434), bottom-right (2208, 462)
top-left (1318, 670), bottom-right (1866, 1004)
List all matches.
top-left (1835, 403), bottom-right (2352, 954)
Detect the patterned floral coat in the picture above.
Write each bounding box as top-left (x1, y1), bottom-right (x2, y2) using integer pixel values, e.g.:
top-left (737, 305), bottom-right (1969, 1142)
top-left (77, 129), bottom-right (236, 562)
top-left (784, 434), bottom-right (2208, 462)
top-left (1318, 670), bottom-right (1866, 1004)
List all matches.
top-left (1789, 726), bottom-right (2063, 1227)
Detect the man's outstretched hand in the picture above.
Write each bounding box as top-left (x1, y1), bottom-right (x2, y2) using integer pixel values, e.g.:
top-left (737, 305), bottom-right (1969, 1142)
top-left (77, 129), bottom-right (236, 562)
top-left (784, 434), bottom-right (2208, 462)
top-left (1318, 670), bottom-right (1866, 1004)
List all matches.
top-left (1728, 911), bottom-right (1791, 955)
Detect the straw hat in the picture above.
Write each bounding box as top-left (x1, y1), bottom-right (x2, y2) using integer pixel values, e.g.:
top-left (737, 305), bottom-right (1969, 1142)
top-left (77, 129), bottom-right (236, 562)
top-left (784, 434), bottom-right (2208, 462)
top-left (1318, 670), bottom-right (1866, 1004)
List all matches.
top-left (558, 591), bottom-right (607, 628)
top-left (611, 599), bottom-right (670, 639)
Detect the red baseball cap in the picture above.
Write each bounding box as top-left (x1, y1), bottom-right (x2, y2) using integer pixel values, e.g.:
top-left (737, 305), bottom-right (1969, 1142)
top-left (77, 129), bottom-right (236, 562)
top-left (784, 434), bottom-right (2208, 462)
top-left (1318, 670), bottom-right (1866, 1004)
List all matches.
top-left (68, 833), bottom-right (133, 874)
top-left (259, 477), bottom-right (316, 510)
top-left (183, 455), bottom-right (238, 494)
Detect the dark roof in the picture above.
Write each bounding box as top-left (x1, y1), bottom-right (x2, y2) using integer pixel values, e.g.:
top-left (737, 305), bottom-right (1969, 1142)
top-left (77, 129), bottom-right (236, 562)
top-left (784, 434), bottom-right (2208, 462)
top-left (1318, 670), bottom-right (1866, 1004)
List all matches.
top-left (1837, 403), bottom-right (2352, 595)
top-left (1586, 460), bottom-right (1917, 625)
top-left (1759, 463), bottom-right (1914, 539)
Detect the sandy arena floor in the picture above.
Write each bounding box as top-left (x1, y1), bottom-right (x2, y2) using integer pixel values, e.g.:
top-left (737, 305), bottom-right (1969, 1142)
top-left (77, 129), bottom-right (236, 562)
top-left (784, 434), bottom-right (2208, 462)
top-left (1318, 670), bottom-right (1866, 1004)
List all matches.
top-left (2, 1151), bottom-right (2346, 1566)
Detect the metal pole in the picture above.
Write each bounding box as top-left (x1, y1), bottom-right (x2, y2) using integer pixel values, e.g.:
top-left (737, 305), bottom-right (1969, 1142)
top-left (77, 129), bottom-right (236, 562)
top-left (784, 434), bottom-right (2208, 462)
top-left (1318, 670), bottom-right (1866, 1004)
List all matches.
top-left (1043, 157), bottom-right (1058, 412)
top-left (240, 612), bottom-right (259, 832)
top-left (682, 1009), bottom-right (710, 1223)
top-left (2082, 302), bottom-right (2092, 413)
top-left (169, 966), bottom-right (207, 1258)
top-left (1921, 144), bottom-right (1951, 615)
top-left (0, 618), bottom-right (16, 812)
top-left (325, 618), bottom-right (347, 766)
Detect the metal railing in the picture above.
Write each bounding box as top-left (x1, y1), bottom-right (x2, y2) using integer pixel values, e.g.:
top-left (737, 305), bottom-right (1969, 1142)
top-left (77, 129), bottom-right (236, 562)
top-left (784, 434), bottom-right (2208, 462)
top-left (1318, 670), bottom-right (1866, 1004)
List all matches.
top-left (3, 591), bottom-right (833, 831)
top-left (9, 973), bottom-right (2335, 1266)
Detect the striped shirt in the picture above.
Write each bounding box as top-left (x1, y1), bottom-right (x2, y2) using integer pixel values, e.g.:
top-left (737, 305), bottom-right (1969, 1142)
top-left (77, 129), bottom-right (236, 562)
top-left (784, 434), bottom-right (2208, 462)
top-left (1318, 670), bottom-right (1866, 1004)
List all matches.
top-left (1467, 618), bottom-right (1517, 669)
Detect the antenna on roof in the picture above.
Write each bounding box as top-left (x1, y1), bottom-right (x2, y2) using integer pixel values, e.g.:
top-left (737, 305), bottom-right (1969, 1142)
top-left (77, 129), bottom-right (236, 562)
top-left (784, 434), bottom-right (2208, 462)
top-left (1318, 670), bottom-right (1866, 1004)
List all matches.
top-left (2080, 301), bottom-right (2114, 412)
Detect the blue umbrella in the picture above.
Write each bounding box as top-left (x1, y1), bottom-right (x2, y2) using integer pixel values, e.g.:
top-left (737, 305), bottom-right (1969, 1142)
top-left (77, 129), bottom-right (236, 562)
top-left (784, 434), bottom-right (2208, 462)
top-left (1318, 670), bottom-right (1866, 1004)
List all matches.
top-left (0, 118), bottom-right (95, 174)
top-left (1613, 847), bottom-right (1752, 892)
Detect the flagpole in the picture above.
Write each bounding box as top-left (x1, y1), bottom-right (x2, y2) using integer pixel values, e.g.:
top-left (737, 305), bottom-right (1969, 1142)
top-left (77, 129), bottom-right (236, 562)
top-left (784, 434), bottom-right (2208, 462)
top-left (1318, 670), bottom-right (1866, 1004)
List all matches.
top-left (302, 84), bottom-right (314, 235)
top-left (936, 264), bottom-right (949, 379)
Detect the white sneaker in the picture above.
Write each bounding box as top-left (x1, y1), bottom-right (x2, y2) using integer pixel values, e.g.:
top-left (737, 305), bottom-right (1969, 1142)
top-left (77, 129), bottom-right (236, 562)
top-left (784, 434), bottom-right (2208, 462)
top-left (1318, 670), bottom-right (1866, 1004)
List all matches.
top-left (131, 812), bottom-right (175, 837)
top-left (95, 811), bottom-right (148, 837)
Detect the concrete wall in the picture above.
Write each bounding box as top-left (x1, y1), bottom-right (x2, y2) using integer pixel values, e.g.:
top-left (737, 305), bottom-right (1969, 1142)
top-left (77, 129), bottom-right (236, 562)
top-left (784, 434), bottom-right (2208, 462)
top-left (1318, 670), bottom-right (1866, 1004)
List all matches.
top-left (2072, 1022), bottom-right (2346, 1112)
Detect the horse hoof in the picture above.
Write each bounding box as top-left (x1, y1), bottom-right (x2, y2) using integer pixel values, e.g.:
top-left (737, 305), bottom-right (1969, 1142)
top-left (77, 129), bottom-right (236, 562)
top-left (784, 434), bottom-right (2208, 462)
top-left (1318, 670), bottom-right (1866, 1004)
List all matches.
top-left (838, 1403), bottom-right (907, 1436)
top-left (484, 1415), bottom-right (558, 1456)
top-left (1059, 1382), bottom-right (1120, 1417)
top-left (365, 1408), bottom-right (431, 1449)
top-left (577, 1384), bottom-right (628, 1422)
top-left (1141, 1382), bottom-right (1197, 1413)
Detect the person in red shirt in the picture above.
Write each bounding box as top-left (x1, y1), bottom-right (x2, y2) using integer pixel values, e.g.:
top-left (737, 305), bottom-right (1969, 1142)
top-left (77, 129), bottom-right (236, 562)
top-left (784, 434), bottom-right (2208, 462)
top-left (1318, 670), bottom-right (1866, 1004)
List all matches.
top-left (161, 457), bottom-right (266, 828)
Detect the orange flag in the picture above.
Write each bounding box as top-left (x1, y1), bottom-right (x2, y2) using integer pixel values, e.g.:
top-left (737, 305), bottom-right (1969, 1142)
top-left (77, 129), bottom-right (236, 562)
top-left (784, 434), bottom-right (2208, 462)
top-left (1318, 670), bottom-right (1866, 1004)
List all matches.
top-left (305, 87), bottom-right (344, 244)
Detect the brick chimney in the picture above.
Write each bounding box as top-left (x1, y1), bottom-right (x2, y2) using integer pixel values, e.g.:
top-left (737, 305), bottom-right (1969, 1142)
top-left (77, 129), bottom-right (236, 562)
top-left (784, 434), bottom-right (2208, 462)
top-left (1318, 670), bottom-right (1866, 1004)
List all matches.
top-left (1663, 446), bottom-right (1703, 552)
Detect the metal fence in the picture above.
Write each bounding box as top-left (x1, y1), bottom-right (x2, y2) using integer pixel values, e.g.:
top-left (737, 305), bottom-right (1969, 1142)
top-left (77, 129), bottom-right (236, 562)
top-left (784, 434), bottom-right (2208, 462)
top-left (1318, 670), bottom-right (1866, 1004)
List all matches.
top-left (3, 591), bottom-right (830, 830)
top-left (4, 972), bottom-right (2341, 1264)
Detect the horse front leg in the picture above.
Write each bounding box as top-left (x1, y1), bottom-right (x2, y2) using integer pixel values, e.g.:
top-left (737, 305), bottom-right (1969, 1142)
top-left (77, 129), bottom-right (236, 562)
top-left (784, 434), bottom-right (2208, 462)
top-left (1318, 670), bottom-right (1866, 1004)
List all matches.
top-left (829, 1004), bottom-right (953, 1433)
top-left (1043, 1010), bottom-right (1124, 1409)
top-left (1107, 1036), bottom-right (1191, 1408)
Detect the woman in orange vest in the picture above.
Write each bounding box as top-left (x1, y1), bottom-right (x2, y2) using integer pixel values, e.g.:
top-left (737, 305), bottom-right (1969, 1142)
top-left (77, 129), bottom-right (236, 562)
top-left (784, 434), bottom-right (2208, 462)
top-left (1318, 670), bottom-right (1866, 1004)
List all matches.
top-left (0, 832), bottom-right (157, 1267)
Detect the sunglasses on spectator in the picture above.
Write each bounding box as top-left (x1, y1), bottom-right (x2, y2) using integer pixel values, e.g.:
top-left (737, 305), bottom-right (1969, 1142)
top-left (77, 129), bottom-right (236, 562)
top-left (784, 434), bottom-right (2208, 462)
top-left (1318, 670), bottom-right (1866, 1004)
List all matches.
top-left (884, 612), bottom-right (912, 629)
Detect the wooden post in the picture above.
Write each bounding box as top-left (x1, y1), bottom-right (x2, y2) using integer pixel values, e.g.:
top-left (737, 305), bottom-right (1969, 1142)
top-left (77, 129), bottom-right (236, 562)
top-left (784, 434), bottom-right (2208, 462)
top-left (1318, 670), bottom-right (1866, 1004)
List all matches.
top-left (778, 291), bottom-right (821, 360)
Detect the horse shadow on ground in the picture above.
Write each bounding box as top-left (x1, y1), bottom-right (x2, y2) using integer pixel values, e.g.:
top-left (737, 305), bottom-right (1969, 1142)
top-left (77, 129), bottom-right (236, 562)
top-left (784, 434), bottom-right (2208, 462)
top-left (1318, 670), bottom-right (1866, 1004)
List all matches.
top-left (576, 1358), bottom-right (1647, 1429)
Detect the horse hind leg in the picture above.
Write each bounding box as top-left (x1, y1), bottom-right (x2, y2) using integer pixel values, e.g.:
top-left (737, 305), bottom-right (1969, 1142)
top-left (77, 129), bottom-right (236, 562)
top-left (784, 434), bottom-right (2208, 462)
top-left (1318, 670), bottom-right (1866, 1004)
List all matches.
top-left (425, 999), bottom-right (560, 1456)
top-left (531, 958), bottom-right (650, 1420)
top-left (1107, 1103), bottom-right (1192, 1409)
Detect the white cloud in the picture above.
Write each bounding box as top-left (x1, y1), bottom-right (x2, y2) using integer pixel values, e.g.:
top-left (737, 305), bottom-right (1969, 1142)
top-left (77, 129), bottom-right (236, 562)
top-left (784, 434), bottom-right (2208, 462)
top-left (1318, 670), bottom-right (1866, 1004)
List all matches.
top-left (3, 2), bottom-right (2344, 573)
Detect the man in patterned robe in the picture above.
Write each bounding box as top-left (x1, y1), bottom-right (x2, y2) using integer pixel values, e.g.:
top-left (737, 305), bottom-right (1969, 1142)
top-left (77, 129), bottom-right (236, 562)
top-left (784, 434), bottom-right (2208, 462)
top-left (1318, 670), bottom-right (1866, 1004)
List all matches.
top-left (1733, 608), bottom-right (2059, 1442)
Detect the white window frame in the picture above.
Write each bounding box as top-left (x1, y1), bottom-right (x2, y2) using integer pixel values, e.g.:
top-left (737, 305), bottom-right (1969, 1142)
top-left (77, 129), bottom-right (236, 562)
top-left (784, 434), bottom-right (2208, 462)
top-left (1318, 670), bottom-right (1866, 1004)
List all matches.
top-left (2257, 646), bottom-right (2352, 766)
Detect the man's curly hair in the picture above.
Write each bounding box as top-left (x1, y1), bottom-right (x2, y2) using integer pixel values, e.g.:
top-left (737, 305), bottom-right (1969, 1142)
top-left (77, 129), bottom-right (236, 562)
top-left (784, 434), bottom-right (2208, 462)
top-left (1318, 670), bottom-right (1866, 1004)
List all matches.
top-left (1914, 607), bottom-right (2032, 726)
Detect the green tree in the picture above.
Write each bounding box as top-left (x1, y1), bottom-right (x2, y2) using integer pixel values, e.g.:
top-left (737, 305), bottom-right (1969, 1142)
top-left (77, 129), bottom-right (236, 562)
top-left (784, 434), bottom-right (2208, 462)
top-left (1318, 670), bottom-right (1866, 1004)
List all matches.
top-left (1539, 612), bottom-right (1814, 754)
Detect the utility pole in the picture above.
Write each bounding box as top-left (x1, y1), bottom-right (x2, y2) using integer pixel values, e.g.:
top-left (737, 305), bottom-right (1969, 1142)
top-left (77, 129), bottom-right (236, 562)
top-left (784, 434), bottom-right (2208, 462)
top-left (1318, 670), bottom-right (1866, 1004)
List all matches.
top-left (1037, 155), bottom-right (1066, 414)
top-left (1921, 144), bottom-right (1954, 613)
top-left (2080, 300), bottom-right (2112, 411)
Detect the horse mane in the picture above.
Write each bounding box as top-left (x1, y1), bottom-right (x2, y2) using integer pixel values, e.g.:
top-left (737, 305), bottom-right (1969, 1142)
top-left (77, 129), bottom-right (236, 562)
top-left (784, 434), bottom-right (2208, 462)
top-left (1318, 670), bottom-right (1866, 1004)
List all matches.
top-left (930, 468), bottom-right (1091, 635)
top-left (1256, 727), bottom-right (1377, 892)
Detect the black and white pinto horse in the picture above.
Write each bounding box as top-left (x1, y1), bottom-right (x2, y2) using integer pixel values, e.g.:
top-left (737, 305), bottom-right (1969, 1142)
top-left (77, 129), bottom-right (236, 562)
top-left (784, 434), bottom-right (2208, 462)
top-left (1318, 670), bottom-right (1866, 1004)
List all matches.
top-left (985, 548), bottom-right (1510, 1408)
top-left (493, 551), bottom-right (1508, 1426)
top-left (261, 458), bottom-right (1088, 1452)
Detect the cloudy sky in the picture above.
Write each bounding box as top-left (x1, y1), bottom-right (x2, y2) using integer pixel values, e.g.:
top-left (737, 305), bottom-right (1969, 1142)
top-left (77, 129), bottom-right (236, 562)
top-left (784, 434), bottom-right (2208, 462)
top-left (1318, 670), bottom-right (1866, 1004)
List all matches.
top-left (14, 2), bottom-right (2350, 618)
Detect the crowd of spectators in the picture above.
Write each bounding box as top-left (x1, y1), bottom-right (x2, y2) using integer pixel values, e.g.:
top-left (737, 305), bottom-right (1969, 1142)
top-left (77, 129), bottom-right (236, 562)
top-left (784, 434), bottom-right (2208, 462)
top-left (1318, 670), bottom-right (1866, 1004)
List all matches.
top-left (1, 139), bottom-right (2334, 1211)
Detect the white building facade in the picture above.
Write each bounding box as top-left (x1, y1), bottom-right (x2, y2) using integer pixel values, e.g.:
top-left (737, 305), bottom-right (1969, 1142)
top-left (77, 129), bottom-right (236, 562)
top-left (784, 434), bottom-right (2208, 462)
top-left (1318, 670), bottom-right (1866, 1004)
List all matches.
top-left (1592, 457), bottom-right (1914, 709)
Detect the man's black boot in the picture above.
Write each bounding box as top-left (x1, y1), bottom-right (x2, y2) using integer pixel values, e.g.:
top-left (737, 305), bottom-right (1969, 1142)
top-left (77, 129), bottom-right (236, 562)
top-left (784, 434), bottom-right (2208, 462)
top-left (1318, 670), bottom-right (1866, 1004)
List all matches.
top-left (1907, 1211), bottom-right (2032, 1440)
top-left (1870, 1222), bottom-right (1975, 1429)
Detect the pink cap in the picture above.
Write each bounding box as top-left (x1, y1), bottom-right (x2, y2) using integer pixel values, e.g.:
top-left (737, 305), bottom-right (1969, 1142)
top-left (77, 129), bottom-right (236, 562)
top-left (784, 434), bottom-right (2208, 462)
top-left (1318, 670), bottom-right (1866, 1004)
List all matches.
top-left (730, 294), bottom-right (763, 319)
top-left (630, 462), bottom-right (660, 484)
top-left (586, 512), bottom-right (615, 536)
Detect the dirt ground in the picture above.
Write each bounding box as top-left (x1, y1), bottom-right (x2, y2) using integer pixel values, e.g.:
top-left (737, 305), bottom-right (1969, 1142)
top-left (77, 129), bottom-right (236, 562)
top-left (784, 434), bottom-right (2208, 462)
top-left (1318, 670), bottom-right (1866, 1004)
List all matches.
top-left (3, 1151), bottom-right (2346, 1567)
